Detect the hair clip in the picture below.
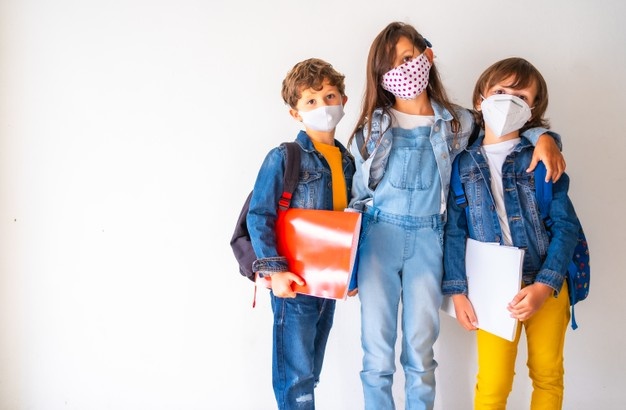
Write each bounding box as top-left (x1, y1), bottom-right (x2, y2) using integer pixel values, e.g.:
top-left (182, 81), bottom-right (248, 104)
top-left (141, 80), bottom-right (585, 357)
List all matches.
top-left (424, 38), bottom-right (433, 48)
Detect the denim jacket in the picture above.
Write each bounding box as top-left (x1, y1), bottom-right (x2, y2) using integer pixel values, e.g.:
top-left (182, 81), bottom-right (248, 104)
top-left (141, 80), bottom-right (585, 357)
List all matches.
top-left (442, 133), bottom-right (579, 296)
top-left (347, 103), bottom-right (556, 212)
top-left (247, 130), bottom-right (356, 275)
top-left (349, 103), bottom-right (472, 211)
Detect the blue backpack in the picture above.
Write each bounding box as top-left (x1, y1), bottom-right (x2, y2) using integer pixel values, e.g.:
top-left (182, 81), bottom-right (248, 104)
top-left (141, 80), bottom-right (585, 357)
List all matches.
top-left (450, 155), bottom-right (590, 330)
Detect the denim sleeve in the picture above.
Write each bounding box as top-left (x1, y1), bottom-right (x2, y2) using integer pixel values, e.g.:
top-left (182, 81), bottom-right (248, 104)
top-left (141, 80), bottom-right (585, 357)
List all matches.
top-left (443, 188), bottom-right (470, 295)
top-left (534, 173), bottom-right (580, 295)
top-left (522, 128), bottom-right (562, 150)
top-left (347, 137), bottom-right (372, 211)
top-left (246, 147), bottom-right (288, 274)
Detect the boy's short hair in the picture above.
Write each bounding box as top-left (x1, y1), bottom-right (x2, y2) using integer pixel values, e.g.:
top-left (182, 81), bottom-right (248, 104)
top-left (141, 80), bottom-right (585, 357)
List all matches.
top-left (472, 57), bottom-right (550, 130)
top-left (281, 58), bottom-right (345, 108)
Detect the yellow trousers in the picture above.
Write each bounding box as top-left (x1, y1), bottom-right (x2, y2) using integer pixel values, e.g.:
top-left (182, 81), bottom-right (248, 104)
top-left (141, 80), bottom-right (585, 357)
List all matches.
top-left (474, 283), bottom-right (570, 410)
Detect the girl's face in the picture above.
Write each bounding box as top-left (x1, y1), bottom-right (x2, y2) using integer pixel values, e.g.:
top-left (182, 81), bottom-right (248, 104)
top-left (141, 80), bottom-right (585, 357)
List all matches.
top-left (481, 75), bottom-right (538, 109)
top-left (391, 36), bottom-right (421, 69)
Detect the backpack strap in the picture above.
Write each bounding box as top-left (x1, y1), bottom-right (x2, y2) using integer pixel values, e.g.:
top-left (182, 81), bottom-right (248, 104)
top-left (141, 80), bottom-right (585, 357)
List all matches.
top-left (533, 162), bottom-right (580, 329)
top-left (450, 154), bottom-right (468, 211)
top-left (467, 120), bottom-right (481, 147)
top-left (533, 161), bottom-right (553, 225)
top-left (278, 142), bottom-right (301, 211)
top-left (450, 122), bottom-right (480, 214)
top-left (252, 142), bottom-right (301, 307)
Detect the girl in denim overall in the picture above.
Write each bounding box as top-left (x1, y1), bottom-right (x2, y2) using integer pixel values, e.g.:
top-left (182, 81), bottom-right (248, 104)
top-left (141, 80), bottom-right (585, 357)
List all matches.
top-left (347, 22), bottom-right (565, 410)
top-left (443, 57), bottom-right (579, 409)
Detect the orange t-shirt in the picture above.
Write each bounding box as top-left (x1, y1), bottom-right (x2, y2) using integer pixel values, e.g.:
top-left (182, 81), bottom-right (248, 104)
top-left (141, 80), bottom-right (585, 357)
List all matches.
top-left (312, 141), bottom-right (347, 211)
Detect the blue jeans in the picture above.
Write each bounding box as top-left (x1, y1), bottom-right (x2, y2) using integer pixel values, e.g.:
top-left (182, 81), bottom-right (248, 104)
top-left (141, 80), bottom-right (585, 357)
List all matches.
top-left (357, 207), bottom-right (444, 410)
top-left (271, 292), bottom-right (336, 410)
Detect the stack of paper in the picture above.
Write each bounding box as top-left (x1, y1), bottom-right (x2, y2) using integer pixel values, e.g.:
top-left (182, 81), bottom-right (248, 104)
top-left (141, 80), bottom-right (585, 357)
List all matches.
top-left (442, 238), bottom-right (524, 341)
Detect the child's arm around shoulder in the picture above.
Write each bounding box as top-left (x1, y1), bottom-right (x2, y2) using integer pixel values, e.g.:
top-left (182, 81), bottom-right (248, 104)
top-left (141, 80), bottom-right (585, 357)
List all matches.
top-left (523, 128), bottom-right (566, 182)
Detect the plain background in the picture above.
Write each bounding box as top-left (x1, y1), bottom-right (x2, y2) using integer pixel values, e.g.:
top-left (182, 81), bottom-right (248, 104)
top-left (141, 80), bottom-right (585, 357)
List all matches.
top-left (1, 0), bottom-right (625, 409)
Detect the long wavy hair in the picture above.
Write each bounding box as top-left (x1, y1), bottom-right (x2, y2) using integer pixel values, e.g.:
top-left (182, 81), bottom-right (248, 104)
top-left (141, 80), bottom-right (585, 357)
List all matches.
top-left (349, 22), bottom-right (460, 153)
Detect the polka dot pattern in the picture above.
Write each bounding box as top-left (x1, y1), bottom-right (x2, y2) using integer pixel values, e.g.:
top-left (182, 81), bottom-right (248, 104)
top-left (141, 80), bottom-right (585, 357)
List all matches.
top-left (381, 53), bottom-right (431, 100)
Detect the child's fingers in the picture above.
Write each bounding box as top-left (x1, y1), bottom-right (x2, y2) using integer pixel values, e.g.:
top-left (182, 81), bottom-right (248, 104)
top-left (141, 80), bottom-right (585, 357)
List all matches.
top-left (526, 156), bottom-right (539, 174)
top-left (466, 309), bottom-right (478, 329)
top-left (551, 157), bottom-right (566, 182)
top-left (457, 309), bottom-right (478, 331)
top-left (271, 273), bottom-right (300, 298)
top-left (508, 290), bottom-right (526, 308)
top-left (288, 272), bottom-right (305, 286)
top-left (544, 160), bottom-right (566, 183)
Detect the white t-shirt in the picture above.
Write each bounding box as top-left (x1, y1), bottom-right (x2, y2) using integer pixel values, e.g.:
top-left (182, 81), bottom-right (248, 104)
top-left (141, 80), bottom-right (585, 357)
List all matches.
top-left (482, 138), bottom-right (521, 246)
top-left (390, 107), bottom-right (434, 129)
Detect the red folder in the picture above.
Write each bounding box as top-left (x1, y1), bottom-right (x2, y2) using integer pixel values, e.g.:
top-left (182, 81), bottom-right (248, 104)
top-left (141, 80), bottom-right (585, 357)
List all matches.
top-left (257, 209), bottom-right (361, 300)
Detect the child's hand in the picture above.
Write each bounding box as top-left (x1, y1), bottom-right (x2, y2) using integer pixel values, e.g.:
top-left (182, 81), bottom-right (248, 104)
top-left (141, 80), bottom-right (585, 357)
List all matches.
top-left (527, 134), bottom-right (566, 182)
top-left (270, 271), bottom-right (305, 298)
top-left (347, 288), bottom-right (359, 297)
top-left (452, 294), bottom-right (479, 331)
top-left (507, 282), bottom-right (553, 321)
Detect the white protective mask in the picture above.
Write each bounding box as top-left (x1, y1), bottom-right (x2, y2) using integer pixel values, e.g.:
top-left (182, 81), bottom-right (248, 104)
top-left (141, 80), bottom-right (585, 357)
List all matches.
top-left (298, 104), bottom-right (345, 132)
top-left (480, 94), bottom-right (532, 137)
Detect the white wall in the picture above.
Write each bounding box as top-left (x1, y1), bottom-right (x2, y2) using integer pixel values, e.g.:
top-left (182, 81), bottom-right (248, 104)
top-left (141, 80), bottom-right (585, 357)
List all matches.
top-left (1, 0), bottom-right (624, 409)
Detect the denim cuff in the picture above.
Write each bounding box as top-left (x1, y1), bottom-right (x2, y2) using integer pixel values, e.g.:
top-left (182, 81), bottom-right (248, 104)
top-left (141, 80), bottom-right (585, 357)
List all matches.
top-left (252, 256), bottom-right (288, 277)
top-left (533, 269), bottom-right (566, 296)
top-left (442, 280), bottom-right (468, 296)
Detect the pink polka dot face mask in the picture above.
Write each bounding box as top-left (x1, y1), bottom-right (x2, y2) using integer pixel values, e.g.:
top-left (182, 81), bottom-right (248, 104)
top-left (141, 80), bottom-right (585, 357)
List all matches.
top-left (381, 52), bottom-right (431, 100)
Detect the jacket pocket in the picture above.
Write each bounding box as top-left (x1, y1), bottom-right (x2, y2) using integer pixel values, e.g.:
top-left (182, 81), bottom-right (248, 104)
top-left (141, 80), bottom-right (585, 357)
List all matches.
top-left (293, 171), bottom-right (323, 208)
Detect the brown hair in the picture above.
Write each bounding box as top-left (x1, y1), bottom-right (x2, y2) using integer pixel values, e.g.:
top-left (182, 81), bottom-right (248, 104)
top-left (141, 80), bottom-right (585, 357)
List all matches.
top-left (349, 21), bottom-right (460, 150)
top-left (472, 57), bottom-right (550, 130)
top-left (281, 58), bottom-right (346, 109)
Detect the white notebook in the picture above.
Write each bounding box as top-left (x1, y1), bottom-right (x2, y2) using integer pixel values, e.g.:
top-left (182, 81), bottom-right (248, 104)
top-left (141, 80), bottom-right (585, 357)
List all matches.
top-left (442, 238), bottom-right (524, 341)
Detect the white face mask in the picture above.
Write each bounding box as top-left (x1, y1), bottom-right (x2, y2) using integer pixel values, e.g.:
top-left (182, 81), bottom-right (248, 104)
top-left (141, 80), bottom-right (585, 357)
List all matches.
top-left (298, 104), bottom-right (345, 132)
top-left (480, 94), bottom-right (532, 137)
